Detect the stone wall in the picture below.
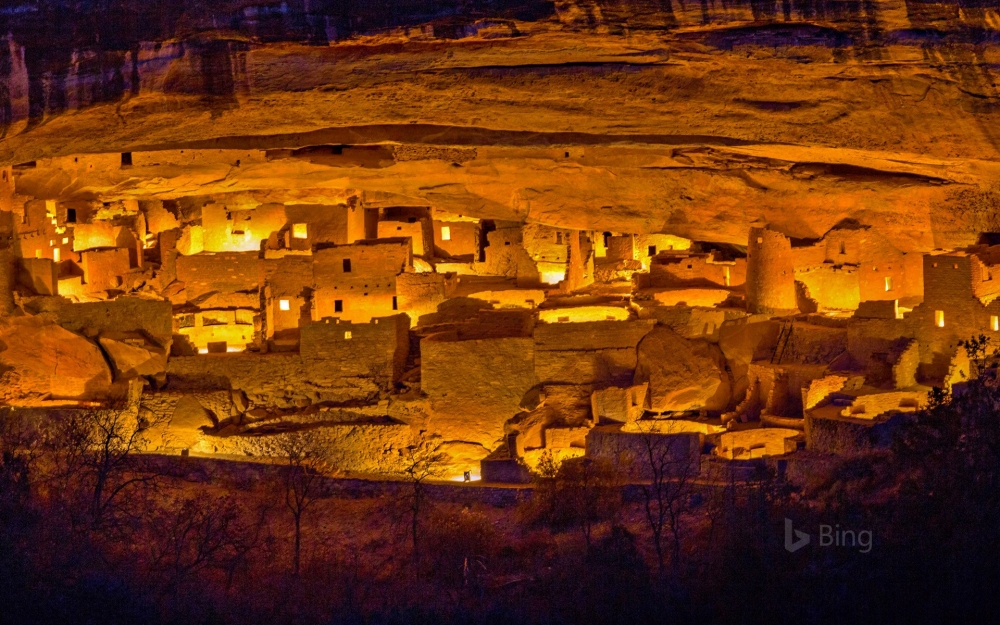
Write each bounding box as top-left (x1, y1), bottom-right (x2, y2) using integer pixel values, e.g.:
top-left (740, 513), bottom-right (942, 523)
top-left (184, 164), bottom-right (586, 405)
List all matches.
top-left (176, 252), bottom-right (260, 300)
top-left (586, 425), bottom-right (701, 479)
top-left (300, 314), bottom-right (410, 382)
top-left (202, 423), bottom-right (414, 476)
top-left (165, 352), bottom-right (382, 407)
top-left (421, 333), bottom-right (537, 448)
top-left (47, 296), bottom-right (173, 341)
top-left (746, 226), bottom-right (796, 314)
top-left (533, 319), bottom-right (655, 386)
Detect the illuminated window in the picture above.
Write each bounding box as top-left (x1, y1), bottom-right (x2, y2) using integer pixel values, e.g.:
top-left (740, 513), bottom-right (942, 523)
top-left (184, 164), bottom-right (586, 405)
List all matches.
top-left (885, 276), bottom-right (892, 292)
top-left (935, 310), bottom-right (945, 328)
top-left (52, 248), bottom-right (60, 263)
top-left (441, 226), bottom-right (451, 241)
top-left (292, 223), bottom-right (308, 239)
top-left (992, 316), bottom-right (999, 332)
top-left (334, 299), bottom-right (343, 313)
top-left (49, 240), bottom-right (53, 246)
top-left (757, 237), bottom-right (763, 244)
top-left (343, 259), bottom-right (352, 272)
top-left (344, 331), bottom-right (352, 339)
top-left (723, 267), bottom-right (731, 287)
top-left (62, 237), bottom-right (69, 244)
top-left (279, 299), bottom-right (290, 311)
top-left (34, 250), bottom-right (42, 259)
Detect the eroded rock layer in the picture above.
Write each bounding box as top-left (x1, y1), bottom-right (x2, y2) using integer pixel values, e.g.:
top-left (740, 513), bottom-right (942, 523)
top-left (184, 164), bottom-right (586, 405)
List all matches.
top-left (3, 1), bottom-right (1000, 248)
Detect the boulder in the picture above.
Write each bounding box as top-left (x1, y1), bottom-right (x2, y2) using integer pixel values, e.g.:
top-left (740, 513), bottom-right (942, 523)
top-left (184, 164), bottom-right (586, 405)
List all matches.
top-left (164, 396), bottom-right (215, 450)
top-left (0, 317), bottom-right (112, 402)
top-left (633, 327), bottom-right (730, 413)
top-left (98, 333), bottom-right (168, 380)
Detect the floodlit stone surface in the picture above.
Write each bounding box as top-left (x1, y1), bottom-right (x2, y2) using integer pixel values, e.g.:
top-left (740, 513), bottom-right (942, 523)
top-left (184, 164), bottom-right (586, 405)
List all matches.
top-left (0, 317), bottom-right (112, 402)
top-left (6, 1), bottom-right (1000, 476)
top-left (634, 327), bottom-right (730, 413)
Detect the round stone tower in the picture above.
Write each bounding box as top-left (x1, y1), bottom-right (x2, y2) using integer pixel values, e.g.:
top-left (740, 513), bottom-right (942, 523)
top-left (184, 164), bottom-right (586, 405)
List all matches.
top-left (745, 226), bottom-right (797, 314)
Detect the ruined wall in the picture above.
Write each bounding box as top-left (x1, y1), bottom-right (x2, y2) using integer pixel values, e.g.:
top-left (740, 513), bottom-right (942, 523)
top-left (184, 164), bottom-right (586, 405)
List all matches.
top-left (746, 226), bottom-right (796, 314)
top-left (46, 297), bottom-right (173, 341)
top-left (300, 315), bottom-right (410, 383)
top-left (483, 226), bottom-right (539, 285)
top-left (795, 265), bottom-right (860, 312)
top-left (892, 340), bottom-right (920, 389)
top-left (176, 252), bottom-right (260, 300)
top-left (261, 255), bottom-right (312, 341)
top-left (81, 248), bottom-right (130, 291)
top-left (534, 319), bottom-right (655, 386)
top-left (204, 423), bottom-right (414, 476)
top-left (202, 202), bottom-right (286, 252)
top-left (421, 333), bottom-right (537, 448)
top-left (586, 426), bottom-right (700, 479)
top-left (165, 353), bottom-right (382, 407)
top-left (312, 240), bottom-right (409, 322)
top-left (378, 219), bottom-right (431, 256)
top-left (647, 254), bottom-right (745, 289)
top-left (433, 219), bottom-right (478, 258)
top-left (284, 204), bottom-right (348, 246)
top-left (397, 272), bottom-right (451, 323)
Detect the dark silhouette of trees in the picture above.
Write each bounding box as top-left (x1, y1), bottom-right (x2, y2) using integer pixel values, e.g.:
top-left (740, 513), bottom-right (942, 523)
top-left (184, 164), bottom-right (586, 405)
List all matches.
top-left (46, 383), bottom-right (165, 529)
top-left (277, 430), bottom-right (334, 576)
top-left (400, 440), bottom-right (445, 573)
top-left (632, 423), bottom-right (699, 572)
top-left (530, 452), bottom-right (622, 552)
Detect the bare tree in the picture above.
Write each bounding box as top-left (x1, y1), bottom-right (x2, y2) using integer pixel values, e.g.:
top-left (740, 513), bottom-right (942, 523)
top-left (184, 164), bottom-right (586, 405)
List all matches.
top-left (277, 429), bottom-right (333, 576)
top-left (558, 457), bottom-right (622, 552)
top-left (146, 494), bottom-right (269, 596)
top-left (46, 382), bottom-right (166, 529)
top-left (0, 411), bottom-right (42, 528)
top-left (400, 440), bottom-right (445, 573)
top-left (633, 422), bottom-right (700, 573)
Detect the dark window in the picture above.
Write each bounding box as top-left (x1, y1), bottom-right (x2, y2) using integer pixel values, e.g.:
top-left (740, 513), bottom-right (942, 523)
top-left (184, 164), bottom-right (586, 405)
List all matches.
top-left (343, 259), bottom-right (352, 272)
top-left (556, 232), bottom-right (563, 244)
top-left (564, 151), bottom-right (569, 158)
top-left (407, 217), bottom-right (416, 223)
top-left (121, 152), bottom-right (132, 167)
top-left (392, 296), bottom-right (398, 310)
top-left (648, 245), bottom-right (657, 256)
top-left (66, 208), bottom-right (77, 223)
top-left (334, 300), bottom-right (343, 313)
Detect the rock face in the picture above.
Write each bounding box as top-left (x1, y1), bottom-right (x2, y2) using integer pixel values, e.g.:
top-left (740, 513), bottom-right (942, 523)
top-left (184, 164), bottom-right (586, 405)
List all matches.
top-left (633, 327), bottom-right (729, 413)
top-left (0, 317), bottom-right (112, 402)
top-left (98, 333), bottom-right (168, 380)
top-left (3, 2), bottom-right (1000, 248)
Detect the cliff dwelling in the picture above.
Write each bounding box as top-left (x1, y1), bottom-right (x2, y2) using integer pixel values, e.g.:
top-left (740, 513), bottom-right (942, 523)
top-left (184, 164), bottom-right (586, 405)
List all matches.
top-left (3, 0), bottom-right (1000, 478)
top-left (7, 2), bottom-right (1000, 621)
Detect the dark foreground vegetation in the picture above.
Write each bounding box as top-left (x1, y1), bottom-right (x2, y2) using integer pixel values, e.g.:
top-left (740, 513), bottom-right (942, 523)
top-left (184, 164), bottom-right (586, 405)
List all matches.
top-left (6, 339), bottom-right (1000, 625)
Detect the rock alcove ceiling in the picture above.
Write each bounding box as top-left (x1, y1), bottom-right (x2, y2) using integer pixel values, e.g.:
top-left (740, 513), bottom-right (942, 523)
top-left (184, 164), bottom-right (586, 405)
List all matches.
top-left (4, 0), bottom-right (1000, 250)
